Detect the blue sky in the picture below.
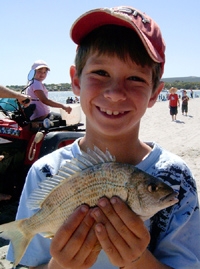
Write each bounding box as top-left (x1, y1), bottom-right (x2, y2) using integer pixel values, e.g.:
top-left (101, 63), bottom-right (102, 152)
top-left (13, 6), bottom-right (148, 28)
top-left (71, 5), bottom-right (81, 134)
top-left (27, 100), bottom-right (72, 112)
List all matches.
top-left (1, 0), bottom-right (199, 86)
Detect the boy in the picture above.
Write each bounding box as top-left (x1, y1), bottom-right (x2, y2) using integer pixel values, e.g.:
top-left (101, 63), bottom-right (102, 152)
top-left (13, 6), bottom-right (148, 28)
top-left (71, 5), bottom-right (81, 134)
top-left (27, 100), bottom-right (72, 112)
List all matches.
top-left (168, 87), bottom-right (180, 121)
top-left (182, 90), bottom-right (189, 116)
top-left (7, 6), bottom-right (200, 269)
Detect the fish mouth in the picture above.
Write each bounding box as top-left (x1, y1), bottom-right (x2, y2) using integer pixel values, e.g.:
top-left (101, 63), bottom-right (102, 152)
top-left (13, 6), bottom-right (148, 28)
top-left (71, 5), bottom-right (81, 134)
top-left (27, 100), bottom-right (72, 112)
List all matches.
top-left (160, 191), bottom-right (179, 204)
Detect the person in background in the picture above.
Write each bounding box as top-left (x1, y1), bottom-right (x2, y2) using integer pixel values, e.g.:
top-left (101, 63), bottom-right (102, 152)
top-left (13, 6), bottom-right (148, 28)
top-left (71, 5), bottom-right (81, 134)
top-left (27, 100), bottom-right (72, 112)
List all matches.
top-left (168, 87), bottom-right (180, 121)
top-left (182, 90), bottom-right (189, 116)
top-left (26, 60), bottom-right (72, 121)
top-left (7, 5), bottom-right (200, 269)
top-left (190, 89), bottom-right (193, 98)
top-left (0, 85), bottom-right (30, 105)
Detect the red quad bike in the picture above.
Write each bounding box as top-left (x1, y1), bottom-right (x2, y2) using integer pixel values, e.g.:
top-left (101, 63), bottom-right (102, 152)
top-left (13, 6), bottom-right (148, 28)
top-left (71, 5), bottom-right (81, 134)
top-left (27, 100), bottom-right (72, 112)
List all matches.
top-left (0, 70), bottom-right (85, 202)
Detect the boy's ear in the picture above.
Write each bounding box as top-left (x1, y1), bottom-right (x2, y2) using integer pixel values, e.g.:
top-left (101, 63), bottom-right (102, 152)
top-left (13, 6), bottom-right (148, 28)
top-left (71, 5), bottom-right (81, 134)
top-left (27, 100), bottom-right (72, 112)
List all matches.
top-left (148, 81), bottom-right (165, 108)
top-left (70, 65), bottom-right (81, 96)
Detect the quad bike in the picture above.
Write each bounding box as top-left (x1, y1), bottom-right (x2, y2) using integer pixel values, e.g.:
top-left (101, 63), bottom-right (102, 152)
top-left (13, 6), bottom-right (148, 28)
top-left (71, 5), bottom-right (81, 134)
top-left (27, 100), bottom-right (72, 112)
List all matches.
top-left (0, 71), bottom-right (85, 201)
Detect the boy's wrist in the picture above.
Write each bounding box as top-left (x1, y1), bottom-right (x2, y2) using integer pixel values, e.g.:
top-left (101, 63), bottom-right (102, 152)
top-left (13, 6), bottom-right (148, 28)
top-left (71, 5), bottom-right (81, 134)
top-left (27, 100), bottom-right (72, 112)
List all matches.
top-left (119, 251), bottom-right (143, 269)
top-left (119, 250), bottom-right (173, 269)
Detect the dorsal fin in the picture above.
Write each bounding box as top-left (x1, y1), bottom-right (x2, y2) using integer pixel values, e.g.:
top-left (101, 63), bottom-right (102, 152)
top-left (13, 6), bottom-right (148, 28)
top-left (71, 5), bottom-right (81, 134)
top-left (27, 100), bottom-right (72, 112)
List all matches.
top-left (27, 146), bottom-right (115, 210)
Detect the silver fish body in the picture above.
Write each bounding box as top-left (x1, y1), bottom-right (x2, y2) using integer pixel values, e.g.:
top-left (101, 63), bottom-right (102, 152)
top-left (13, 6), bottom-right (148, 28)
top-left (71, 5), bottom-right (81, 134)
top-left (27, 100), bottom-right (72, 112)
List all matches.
top-left (0, 146), bottom-right (178, 266)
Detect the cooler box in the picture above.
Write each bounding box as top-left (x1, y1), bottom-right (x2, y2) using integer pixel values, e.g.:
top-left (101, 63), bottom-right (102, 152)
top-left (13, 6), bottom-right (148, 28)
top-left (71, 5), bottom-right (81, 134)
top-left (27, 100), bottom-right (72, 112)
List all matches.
top-left (60, 104), bottom-right (81, 125)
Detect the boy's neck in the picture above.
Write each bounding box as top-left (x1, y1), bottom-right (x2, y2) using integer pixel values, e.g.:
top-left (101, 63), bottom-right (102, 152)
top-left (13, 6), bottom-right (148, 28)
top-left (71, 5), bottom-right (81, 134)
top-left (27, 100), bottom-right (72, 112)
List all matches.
top-left (79, 134), bottom-right (152, 165)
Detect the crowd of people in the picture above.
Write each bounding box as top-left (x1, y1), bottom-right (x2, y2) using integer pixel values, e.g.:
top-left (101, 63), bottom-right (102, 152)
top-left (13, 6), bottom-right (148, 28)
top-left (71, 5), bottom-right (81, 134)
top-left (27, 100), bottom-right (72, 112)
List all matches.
top-left (66, 96), bottom-right (79, 104)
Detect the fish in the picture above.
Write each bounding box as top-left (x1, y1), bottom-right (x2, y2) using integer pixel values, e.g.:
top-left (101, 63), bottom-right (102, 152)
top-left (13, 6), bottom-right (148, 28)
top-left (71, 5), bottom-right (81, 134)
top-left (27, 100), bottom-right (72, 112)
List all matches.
top-left (0, 146), bottom-right (178, 266)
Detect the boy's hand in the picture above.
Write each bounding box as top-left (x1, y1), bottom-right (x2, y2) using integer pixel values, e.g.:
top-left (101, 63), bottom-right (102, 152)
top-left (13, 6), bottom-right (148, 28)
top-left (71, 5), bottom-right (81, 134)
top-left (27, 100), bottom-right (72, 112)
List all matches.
top-left (91, 197), bottom-right (150, 268)
top-left (50, 205), bottom-right (101, 269)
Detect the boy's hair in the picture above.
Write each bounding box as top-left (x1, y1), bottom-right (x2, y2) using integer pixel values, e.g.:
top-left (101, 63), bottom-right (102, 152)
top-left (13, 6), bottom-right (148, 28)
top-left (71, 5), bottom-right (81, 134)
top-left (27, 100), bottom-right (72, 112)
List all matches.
top-left (75, 25), bottom-right (162, 91)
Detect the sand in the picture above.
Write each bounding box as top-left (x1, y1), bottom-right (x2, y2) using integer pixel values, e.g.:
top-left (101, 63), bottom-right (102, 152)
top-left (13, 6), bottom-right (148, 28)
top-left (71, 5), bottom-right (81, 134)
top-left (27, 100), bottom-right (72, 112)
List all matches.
top-left (0, 97), bottom-right (199, 268)
top-left (139, 98), bottom-right (200, 195)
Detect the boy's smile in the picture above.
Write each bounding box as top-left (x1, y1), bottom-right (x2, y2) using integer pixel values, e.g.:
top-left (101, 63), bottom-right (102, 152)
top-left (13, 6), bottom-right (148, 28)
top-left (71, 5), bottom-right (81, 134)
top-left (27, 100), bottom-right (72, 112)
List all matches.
top-left (99, 107), bottom-right (126, 116)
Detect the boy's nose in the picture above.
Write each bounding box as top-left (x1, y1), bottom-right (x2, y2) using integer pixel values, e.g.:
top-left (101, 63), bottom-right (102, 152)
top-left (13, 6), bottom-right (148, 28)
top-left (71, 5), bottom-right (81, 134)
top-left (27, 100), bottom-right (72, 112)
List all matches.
top-left (104, 86), bottom-right (126, 102)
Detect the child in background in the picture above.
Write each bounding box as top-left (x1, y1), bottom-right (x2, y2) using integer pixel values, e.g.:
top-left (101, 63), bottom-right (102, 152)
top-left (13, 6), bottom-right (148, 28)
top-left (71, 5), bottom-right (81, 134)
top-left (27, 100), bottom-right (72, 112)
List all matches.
top-left (7, 6), bottom-right (200, 269)
top-left (182, 90), bottom-right (189, 116)
top-left (168, 87), bottom-right (180, 121)
top-left (26, 60), bottom-right (72, 121)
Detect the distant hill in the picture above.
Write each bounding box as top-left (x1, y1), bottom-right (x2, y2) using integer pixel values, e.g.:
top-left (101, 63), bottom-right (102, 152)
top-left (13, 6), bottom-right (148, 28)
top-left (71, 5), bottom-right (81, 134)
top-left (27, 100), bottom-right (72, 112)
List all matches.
top-left (162, 76), bottom-right (200, 83)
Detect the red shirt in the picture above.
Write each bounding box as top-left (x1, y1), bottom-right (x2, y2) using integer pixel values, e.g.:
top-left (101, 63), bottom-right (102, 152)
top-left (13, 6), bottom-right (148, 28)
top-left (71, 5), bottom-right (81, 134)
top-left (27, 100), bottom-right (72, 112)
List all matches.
top-left (169, 93), bottom-right (179, 107)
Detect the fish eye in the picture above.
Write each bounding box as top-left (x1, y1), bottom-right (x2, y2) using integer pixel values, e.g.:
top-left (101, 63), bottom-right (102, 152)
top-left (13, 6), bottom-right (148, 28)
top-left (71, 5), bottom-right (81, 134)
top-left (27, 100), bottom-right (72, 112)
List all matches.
top-left (148, 184), bottom-right (159, 192)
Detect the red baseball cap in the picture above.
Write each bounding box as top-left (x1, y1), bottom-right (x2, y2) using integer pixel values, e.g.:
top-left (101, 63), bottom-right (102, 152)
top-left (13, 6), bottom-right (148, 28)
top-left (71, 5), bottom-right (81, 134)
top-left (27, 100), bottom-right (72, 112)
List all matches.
top-left (70, 6), bottom-right (165, 75)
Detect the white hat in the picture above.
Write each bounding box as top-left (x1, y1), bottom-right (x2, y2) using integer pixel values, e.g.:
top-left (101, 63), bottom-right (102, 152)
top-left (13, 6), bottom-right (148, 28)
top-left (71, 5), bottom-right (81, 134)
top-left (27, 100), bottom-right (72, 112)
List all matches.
top-left (31, 60), bottom-right (50, 71)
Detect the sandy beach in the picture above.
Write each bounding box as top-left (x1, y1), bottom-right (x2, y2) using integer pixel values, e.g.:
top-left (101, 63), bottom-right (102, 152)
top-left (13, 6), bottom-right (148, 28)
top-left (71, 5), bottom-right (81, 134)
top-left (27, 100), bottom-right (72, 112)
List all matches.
top-left (139, 97), bottom-right (200, 195)
top-left (0, 97), bottom-right (199, 268)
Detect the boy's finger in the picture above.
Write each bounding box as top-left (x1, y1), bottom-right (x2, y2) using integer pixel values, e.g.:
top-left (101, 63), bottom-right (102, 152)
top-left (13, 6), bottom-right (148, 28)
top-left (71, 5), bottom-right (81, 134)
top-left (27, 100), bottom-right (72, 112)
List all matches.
top-left (94, 222), bottom-right (123, 266)
top-left (51, 205), bottom-right (90, 251)
top-left (109, 197), bottom-right (150, 240)
top-left (71, 225), bottom-right (100, 266)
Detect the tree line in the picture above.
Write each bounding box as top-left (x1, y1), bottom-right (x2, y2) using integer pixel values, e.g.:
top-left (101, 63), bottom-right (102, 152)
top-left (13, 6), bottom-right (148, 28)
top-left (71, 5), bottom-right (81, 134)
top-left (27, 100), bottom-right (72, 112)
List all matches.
top-left (7, 81), bottom-right (200, 92)
top-left (163, 81), bottom-right (200, 90)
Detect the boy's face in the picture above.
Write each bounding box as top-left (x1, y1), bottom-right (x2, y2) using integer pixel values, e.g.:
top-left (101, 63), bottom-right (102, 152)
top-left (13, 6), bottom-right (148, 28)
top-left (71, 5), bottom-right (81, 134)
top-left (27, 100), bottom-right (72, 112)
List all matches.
top-left (71, 53), bottom-right (163, 137)
top-left (34, 68), bottom-right (48, 82)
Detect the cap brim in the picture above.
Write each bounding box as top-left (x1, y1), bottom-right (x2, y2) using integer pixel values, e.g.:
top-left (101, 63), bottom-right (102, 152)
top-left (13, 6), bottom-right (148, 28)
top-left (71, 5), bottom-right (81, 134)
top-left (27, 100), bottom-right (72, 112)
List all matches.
top-left (35, 65), bottom-right (50, 71)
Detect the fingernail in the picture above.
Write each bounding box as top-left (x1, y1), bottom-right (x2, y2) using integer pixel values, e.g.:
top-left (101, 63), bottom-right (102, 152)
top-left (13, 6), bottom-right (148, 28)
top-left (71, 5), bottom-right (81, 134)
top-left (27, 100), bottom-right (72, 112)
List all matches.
top-left (81, 205), bottom-right (89, 213)
top-left (98, 199), bottom-right (107, 207)
top-left (92, 208), bottom-right (100, 217)
top-left (110, 197), bottom-right (117, 204)
top-left (95, 224), bottom-right (102, 233)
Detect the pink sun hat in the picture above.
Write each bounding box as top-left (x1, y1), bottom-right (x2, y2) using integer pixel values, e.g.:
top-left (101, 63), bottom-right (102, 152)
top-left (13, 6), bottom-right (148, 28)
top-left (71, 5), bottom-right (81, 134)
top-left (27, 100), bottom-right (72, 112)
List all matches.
top-left (70, 6), bottom-right (166, 76)
top-left (31, 60), bottom-right (50, 71)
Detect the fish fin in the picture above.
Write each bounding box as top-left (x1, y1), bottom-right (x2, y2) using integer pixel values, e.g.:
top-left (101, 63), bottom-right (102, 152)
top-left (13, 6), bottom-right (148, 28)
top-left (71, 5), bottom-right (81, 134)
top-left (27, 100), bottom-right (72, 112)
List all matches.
top-left (0, 220), bottom-right (33, 267)
top-left (27, 146), bottom-right (115, 210)
top-left (40, 232), bottom-right (54, 238)
top-left (86, 146), bottom-right (116, 163)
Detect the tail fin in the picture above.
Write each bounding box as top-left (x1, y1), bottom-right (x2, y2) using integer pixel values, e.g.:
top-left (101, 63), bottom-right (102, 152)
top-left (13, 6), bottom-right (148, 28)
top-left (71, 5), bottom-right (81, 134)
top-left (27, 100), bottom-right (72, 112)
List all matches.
top-left (0, 219), bottom-right (33, 267)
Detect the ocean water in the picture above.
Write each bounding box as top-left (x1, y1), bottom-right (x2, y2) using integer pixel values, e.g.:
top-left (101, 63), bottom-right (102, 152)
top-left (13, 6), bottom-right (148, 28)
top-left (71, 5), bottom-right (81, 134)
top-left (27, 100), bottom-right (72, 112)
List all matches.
top-left (49, 90), bottom-right (200, 104)
top-left (48, 91), bottom-right (76, 104)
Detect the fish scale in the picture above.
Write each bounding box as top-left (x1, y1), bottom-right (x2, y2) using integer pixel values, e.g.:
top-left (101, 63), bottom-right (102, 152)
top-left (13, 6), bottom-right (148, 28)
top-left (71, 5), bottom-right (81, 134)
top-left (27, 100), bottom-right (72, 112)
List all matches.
top-left (0, 146), bottom-right (178, 267)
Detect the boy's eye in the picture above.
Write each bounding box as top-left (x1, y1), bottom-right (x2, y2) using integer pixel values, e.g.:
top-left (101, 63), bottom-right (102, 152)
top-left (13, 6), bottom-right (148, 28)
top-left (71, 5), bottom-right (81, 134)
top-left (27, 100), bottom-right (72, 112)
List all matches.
top-left (92, 70), bottom-right (108, 77)
top-left (129, 76), bottom-right (145, 82)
